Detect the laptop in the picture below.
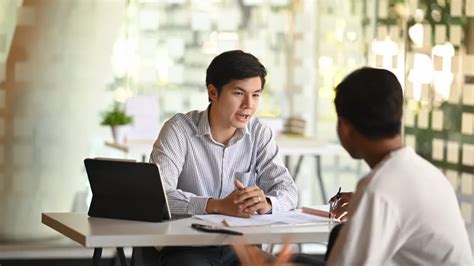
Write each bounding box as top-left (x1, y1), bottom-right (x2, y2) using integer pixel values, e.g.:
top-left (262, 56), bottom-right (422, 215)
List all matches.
top-left (84, 158), bottom-right (172, 222)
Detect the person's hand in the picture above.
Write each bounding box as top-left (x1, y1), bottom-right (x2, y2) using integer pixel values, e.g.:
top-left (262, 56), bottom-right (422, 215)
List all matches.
top-left (234, 180), bottom-right (272, 214)
top-left (206, 190), bottom-right (253, 218)
top-left (329, 192), bottom-right (352, 222)
top-left (232, 241), bottom-right (292, 266)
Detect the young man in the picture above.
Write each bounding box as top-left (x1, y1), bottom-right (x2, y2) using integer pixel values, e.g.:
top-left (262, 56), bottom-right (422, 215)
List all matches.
top-left (325, 67), bottom-right (472, 265)
top-left (150, 50), bottom-right (298, 265)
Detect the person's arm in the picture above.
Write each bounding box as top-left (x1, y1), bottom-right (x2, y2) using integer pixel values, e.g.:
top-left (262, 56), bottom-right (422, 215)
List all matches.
top-left (150, 120), bottom-right (209, 215)
top-left (253, 125), bottom-right (298, 213)
top-left (328, 189), bottom-right (402, 265)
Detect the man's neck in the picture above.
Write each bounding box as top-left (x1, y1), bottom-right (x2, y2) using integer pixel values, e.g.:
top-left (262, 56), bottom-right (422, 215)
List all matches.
top-left (363, 135), bottom-right (404, 168)
top-left (208, 106), bottom-right (236, 146)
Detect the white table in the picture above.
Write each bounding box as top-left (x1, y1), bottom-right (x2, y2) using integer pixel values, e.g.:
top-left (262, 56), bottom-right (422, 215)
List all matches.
top-left (42, 212), bottom-right (333, 266)
top-left (277, 137), bottom-right (345, 202)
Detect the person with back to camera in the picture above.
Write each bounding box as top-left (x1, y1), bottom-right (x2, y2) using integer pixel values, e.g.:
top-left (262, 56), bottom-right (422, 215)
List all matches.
top-left (149, 50), bottom-right (298, 266)
top-left (293, 67), bottom-right (472, 266)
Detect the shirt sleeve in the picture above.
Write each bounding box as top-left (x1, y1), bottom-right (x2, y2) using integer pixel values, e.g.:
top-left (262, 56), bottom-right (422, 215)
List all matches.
top-left (255, 126), bottom-right (298, 213)
top-left (328, 188), bottom-right (402, 265)
top-left (149, 120), bottom-right (209, 215)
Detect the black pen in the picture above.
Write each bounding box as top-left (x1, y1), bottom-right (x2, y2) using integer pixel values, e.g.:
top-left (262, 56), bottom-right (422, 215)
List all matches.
top-left (191, 223), bottom-right (243, 236)
top-left (329, 187), bottom-right (342, 220)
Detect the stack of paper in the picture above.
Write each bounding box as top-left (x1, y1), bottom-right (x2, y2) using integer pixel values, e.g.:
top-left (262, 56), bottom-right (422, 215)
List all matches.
top-left (194, 210), bottom-right (329, 227)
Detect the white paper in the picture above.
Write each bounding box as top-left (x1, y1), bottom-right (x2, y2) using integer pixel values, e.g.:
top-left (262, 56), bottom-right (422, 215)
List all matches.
top-left (432, 139), bottom-right (444, 160)
top-left (195, 210), bottom-right (328, 227)
top-left (447, 142), bottom-right (459, 163)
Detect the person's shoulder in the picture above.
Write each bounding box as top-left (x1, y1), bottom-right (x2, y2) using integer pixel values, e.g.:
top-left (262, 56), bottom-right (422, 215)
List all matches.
top-left (162, 110), bottom-right (202, 133)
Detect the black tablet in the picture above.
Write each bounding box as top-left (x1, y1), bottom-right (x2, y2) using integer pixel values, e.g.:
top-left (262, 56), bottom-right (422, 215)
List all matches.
top-left (84, 158), bottom-right (172, 222)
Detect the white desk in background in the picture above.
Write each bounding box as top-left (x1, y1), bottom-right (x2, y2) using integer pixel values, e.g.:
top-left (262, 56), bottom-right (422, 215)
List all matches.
top-left (42, 212), bottom-right (333, 266)
top-left (277, 137), bottom-right (345, 203)
top-left (105, 137), bottom-right (346, 202)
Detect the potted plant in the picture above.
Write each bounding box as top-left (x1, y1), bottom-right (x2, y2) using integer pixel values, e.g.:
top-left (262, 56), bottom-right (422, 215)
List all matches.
top-left (101, 102), bottom-right (133, 144)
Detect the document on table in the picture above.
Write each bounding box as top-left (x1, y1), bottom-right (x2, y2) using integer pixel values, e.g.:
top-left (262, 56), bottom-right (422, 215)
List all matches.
top-left (194, 210), bottom-right (329, 227)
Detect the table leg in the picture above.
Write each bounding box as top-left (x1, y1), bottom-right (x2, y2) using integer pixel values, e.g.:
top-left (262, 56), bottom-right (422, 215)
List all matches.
top-left (92, 248), bottom-right (102, 266)
top-left (284, 155), bottom-right (304, 181)
top-left (315, 155), bottom-right (327, 202)
top-left (131, 247), bottom-right (142, 266)
top-left (116, 247), bottom-right (129, 266)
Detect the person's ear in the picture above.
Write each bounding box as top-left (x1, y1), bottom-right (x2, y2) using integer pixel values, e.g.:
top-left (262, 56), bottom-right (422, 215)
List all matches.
top-left (338, 117), bottom-right (353, 137)
top-left (208, 84), bottom-right (218, 102)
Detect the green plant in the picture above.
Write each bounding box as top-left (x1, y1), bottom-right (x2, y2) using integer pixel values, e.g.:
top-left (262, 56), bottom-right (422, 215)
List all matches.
top-left (100, 103), bottom-right (133, 126)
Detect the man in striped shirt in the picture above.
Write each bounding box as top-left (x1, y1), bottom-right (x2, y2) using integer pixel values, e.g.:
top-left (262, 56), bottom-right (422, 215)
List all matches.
top-left (150, 50), bottom-right (298, 265)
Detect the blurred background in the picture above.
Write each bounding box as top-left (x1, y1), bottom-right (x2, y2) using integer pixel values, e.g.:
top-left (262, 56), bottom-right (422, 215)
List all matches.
top-left (0, 0), bottom-right (473, 263)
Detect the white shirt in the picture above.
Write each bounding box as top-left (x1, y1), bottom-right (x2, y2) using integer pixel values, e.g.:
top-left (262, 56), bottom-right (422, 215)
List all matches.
top-left (150, 108), bottom-right (298, 215)
top-left (329, 147), bottom-right (472, 266)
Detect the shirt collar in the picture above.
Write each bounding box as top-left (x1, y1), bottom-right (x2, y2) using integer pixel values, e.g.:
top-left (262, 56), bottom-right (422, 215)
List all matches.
top-left (196, 106), bottom-right (212, 136)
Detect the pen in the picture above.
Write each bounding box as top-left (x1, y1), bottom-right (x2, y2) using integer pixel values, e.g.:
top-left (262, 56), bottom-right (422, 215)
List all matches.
top-left (329, 187), bottom-right (342, 221)
top-left (191, 223), bottom-right (243, 236)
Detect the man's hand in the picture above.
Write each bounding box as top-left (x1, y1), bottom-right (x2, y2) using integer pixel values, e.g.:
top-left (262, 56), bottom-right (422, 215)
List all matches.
top-left (234, 180), bottom-right (272, 215)
top-left (329, 192), bottom-right (352, 222)
top-left (206, 190), bottom-right (253, 218)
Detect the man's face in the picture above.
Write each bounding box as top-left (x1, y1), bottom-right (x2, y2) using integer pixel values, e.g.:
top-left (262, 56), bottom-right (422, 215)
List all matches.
top-left (208, 76), bottom-right (262, 129)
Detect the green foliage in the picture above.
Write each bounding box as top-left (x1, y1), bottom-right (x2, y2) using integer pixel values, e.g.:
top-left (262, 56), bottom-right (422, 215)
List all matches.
top-left (100, 103), bottom-right (133, 126)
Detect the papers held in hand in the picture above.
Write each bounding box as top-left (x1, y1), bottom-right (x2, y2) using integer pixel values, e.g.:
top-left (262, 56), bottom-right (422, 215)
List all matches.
top-left (301, 205), bottom-right (330, 218)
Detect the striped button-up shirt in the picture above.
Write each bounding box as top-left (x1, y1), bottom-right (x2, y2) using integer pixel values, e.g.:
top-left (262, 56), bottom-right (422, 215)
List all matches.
top-left (150, 107), bottom-right (298, 215)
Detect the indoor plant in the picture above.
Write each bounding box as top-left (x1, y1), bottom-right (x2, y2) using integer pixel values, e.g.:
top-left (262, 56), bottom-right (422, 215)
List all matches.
top-left (101, 102), bottom-right (133, 144)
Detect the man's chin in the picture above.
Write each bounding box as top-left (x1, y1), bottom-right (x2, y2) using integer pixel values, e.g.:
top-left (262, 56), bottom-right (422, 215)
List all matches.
top-left (232, 121), bottom-right (248, 129)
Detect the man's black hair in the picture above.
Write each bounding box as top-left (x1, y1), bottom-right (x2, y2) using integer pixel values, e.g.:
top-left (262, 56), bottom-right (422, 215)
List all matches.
top-left (334, 67), bottom-right (403, 139)
top-left (206, 50), bottom-right (267, 101)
